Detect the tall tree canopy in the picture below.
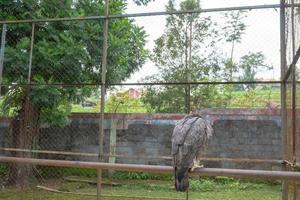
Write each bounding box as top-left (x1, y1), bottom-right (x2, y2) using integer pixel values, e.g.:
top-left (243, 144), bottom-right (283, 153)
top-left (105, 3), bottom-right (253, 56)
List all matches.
top-left (143, 0), bottom-right (222, 113)
top-left (1, 0), bottom-right (148, 122)
top-left (0, 0), bottom-right (148, 185)
top-left (142, 0), bottom-right (272, 113)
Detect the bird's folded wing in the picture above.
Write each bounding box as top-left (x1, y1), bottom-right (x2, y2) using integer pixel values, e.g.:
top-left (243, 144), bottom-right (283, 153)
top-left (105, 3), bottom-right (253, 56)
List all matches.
top-left (171, 117), bottom-right (199, 155)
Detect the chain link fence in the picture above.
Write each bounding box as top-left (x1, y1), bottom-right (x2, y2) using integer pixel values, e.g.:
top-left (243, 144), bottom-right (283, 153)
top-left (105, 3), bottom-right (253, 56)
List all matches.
top-left (284, 0), bottom-right (300, 199)
top-left (0, 1), bottom-right (299, 199)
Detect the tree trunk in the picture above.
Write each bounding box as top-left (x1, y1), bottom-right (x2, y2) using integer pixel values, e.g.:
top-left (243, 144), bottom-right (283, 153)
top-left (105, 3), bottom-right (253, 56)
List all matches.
top-left (6, 89), bottom-right (40, 187)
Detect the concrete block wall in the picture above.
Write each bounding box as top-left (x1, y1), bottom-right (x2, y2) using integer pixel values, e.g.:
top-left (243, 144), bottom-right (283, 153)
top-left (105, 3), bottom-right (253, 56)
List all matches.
top-left (0, 109), bottom-right (284, 170)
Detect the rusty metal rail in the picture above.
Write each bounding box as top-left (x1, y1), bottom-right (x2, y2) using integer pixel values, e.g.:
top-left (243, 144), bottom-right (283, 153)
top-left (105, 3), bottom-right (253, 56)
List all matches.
top-left (0, 3), bottom-right (300, 24)
top-left (0, 147), bottom-right (282, 164)
top-left (0, 80), bottom-right (282, 87)
top-left (1, 156), bottom-right (300, 180)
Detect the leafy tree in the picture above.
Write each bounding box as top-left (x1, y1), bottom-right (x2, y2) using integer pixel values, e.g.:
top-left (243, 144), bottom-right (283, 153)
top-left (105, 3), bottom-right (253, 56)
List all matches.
top-left (105, 90), bottom-right (150, 113)
top-left (223, 11), bottom-right (247, 61)
top-left (222, 10), bottom-right (247, 81)
top-left (236, 52), bottom-right (273, 90)
top-left (0, 0), bottom-right (148, 185)
top-left (132, 0), bottom-right (154, 6)
top-left (142, 1), bottom-right (273, 112)
top-left (144, 0), bottom-right (221, 113)
top-left (142, 85), bottom-right (186, 113)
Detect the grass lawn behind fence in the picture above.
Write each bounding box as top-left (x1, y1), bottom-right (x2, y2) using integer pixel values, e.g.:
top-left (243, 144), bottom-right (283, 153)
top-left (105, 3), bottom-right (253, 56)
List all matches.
top-left (0, 177), bottom-right (282, 200)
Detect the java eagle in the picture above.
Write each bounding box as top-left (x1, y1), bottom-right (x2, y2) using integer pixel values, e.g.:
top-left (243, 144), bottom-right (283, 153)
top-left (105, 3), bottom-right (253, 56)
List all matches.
top-left (171, 114), bottom-right (213, 192)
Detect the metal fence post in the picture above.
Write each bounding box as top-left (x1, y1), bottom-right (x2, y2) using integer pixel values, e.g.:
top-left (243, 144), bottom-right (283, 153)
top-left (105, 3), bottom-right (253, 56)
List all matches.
top-left (28, 23), bottom-right (35, 84)
top-left (98, 0), bottom-right (109, 199)
top-left (0, 24), bottom-right (7, 96)
top-left (280, 0), bottom-right (289, 200)
top-left (290, 2), bottom-right (299, 200)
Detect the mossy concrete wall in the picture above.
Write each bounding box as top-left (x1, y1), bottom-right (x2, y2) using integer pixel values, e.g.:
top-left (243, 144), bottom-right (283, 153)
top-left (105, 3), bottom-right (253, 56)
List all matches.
top-left (0, 109), bottom-right (283, 170)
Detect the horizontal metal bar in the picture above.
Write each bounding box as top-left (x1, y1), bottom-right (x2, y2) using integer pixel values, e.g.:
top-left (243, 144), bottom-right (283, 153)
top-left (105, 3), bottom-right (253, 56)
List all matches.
top-left (0, 3), bottom-right (299, 24)
top-left (110, 3), bottom-right (300, 19)
top-left (284, 45), bottom-right (300, 81)
top-left (0, 80), bottom-right (282, 87)
top-left (203, 157), bottom-right (282, 164)
top-left (0, 147), bottom-right (99, 157)
top-left (0, 147), bottom-right (171, 160)
top-left (0, 16), bottom-right (105, 24)
top-left (0, 147), bottom-right (282, 164)
top-left (107, 81), bottom-right (282, 86)
top-left (0, 156), bottom-right (300, 180)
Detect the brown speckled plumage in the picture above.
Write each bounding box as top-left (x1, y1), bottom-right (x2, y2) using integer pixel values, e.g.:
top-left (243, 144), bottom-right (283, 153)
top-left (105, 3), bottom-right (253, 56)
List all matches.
top-left (171, 114), bottom-right (213, 192)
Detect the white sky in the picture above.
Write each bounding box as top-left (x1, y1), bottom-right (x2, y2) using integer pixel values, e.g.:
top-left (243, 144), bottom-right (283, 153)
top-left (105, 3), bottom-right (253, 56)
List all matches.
top-left (125, 0), bottom-right (281, 83)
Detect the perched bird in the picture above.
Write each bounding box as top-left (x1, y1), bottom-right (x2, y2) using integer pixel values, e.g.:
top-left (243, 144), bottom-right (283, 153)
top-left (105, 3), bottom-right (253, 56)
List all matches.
top-left (171, 114), bottom-right (213, 192)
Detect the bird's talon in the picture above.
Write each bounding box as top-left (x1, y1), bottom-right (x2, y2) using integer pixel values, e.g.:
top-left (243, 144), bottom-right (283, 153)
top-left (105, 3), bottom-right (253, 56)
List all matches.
top-left (190, 164), bottom-right (203, 172)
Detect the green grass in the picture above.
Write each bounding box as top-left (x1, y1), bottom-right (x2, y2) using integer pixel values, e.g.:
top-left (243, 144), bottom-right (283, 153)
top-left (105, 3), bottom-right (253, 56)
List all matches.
top-left (228, 89), bottom-right (281, 108)
top-left (0, 88), bottom-right (286, 115)
top-left (71, 104), bottom-right (99, 113)
top-left (69, 89), bottom-right (283, 113)
top-left (0, 177), bottom-right (282, 200)
top-left (37, 166), bottom-right (98, 178)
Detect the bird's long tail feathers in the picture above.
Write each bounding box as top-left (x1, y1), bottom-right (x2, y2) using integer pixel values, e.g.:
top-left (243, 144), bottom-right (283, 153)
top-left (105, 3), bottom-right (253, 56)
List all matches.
top-left (174, 167), bottom-right (189, 192)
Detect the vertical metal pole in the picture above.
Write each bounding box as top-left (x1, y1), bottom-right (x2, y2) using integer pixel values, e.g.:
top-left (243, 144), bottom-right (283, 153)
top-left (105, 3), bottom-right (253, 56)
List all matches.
top-left (184, 22), bottom-right (189, 114)
top-left (108, 120), bottom-right (116, 177)
top-left (0, 24), bottom-right (5, 160)
top-left (280, 1), bottom-right (288, 200)
top-left (290, 0), bottom-right (297, 166)
top-left (187, 18), bottom-right (192, 114)
top-left (292, 63), bottom-right (297, 200)
top-left (185, 17), bottom-right (193, 199)
top-left (290, 2), bottom-right (298, 199)
top-left (28, 23), bottom-right (35, 84)
top-left (98, 0), bottom-right (109, 199)
top-left (0, 24), bottom-right (7, 96)
top-left (291, 0), bottom-right (295, 57)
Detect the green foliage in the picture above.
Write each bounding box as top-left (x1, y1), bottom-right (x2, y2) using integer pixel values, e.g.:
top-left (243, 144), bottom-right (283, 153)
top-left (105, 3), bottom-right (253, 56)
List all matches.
top-left (143, 84), bottom-right (280, 112)
top-left (1, 0), bottom-right (148, 126)
top-left (189, 179), bottom-right (216, 191)
top-left (0, 0), bottom-right (155, 20)
top-left (222, 10), bottom-right (247, 80)
top-left (105, 90), bottom-right (150, 113)
top-left (143, 0), bottom-right (274, 112)
top-left (71, 104), bottom-right (99, 113)
top-left (0, 173), bottom-right (283, 200)
top-left (152, 0), bottom-right (218, 81)
top-left (112, 171), bottom-right (172, 180)
top-left (142, 85), bottom-right (186, 113)
top-left (236, 52), bottom-right (273, 90)
top-left (37, 166), bottom-right (97, 178)
top-left (144, 0), bottom-right (222, 113)
top-left (191, 84), bottom-right (233, 109)
top-left (112, 172), bottom-right (159, 180)
top-left (0, 181), bottom-right (283, 200)
top-left (189, 177), bottom-right (278, 192)
top-left (223, 11), bottom-right (247, 44)
top-left (0, 164), bottom-right (8, 177)
top-left (132, 0), bottom-right (154, 6)
top-left (1, 84), bottom-right (26, 116)
top-left (229, 88), bottom-right (280, 108)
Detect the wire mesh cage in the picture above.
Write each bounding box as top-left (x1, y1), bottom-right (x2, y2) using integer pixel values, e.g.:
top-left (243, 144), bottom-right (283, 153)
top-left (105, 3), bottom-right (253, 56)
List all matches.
top-left (0, 0), bottom-right (299, 200)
